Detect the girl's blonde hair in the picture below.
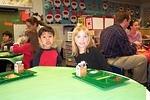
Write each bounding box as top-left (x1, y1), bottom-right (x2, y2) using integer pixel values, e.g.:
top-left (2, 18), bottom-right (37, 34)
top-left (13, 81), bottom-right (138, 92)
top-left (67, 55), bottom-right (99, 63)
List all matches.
top-left (72, 24), bottom-right (95, 56)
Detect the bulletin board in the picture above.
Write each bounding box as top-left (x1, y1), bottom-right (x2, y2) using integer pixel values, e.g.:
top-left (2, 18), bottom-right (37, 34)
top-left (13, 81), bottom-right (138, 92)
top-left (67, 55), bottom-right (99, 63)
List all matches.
top-left (0, 9), bottom-right (20, 32)
top-left (0, 10), bottom-right (22, 42)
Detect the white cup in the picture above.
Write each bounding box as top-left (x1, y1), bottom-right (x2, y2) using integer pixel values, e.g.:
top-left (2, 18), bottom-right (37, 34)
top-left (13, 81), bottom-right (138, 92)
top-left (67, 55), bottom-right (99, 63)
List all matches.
top-left (3, 46), bottom-right (8, 51)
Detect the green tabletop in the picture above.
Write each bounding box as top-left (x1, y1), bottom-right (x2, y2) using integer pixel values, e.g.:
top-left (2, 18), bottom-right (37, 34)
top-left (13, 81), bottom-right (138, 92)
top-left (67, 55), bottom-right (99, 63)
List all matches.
top-left (0, 51), bottom-right (23, 63)
top-left (0, 67), bottom-right (146, 100)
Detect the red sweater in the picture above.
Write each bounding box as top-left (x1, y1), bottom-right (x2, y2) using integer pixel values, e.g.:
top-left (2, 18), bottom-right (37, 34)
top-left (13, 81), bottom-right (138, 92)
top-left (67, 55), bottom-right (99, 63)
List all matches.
top-left (13, 43), bottom-right (33, 69)
top-left (39, 50), bottom-right (58, 66)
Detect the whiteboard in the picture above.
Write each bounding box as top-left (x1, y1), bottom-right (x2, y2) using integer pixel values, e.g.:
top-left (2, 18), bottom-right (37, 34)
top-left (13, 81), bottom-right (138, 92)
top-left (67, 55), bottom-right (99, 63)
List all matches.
top-left (92, 17), bottom-right (104, 29)
top-left (13, 24), bottom-right (26, 42)
top-left (105, 18), bottom-right (114, 28)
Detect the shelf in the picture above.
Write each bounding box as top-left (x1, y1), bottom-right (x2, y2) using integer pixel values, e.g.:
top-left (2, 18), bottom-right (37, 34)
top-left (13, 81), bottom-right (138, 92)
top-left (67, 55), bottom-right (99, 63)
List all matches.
top-left (142, 39), bottom-right (150, 41)
top-left (0, 0), bottom-right (32, 9)
top-left (0, 4), bottom-right (32, 9)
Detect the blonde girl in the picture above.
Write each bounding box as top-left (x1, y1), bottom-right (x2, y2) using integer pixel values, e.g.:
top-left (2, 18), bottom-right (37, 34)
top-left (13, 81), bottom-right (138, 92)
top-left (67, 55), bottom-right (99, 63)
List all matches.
top-left (72, 24), bottom-right (111, 70)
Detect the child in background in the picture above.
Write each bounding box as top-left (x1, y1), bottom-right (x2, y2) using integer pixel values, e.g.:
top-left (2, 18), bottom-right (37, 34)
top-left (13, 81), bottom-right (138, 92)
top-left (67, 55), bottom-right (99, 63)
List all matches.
top-left (32, 26), bottom-right (62, 67)
top-left (12, 30), bottom-right (39, 69)
top-left (0, 31), bottom-right (13, 72)
top-left (25, 17), bottom-right (39, 31)
top-left (0, 31), bottom-right (13, 51)
top-left (72, 24), bottom-right (111, 71)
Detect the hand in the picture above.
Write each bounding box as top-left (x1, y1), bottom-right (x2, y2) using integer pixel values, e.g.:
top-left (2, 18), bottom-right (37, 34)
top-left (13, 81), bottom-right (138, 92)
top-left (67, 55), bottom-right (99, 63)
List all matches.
top-left (9, 46), bottom-right (13, 52)
top-left (38, 38), bottom-right (43, 48)
top-left (16, 37), bottom-right (22, 44)
top-left (38, 38), bottom-right (51, 49)
top-left (134, 41), bottom-right (142, 49)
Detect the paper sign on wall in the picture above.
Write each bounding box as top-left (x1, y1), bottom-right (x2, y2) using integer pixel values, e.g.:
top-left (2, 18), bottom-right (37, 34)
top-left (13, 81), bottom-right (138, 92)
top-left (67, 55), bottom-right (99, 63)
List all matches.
top-left (104, 18), bottom-right (114, 28)
top-left (85, 17), bottom-right (104, 29)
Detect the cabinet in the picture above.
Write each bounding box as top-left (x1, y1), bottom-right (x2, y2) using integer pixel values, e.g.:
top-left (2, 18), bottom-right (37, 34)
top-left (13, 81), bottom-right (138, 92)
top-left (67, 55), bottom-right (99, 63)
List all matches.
top-left (63, 41), bottom-right (76, 66)
top-left (63, 25), bottom-right (76, 66)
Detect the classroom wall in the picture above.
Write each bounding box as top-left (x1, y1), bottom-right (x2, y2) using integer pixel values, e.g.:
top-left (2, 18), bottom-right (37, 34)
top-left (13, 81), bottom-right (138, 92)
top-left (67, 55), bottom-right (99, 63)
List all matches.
top-left (31, 0), bottom-right (44, 15)
top-left (141, 2), bottom-right (150, 27)
top-left (43, 0), bottom-right (141, 24)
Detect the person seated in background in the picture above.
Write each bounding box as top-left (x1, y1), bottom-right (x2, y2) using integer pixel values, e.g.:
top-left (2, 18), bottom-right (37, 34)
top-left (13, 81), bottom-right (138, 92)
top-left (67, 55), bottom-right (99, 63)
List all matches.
top-left (127, 20), bottom-right (150, 61)
top-left (127, 20), bottom-right (150, 89)
top-left (32, 26), bottom-right (62, 67)
top-left (72, 24), bottom-right (111, 71)
top-left (0, 31), bottom-right (14, 72)
top-left (127, 19), bottom-right (142, 49)
top-left (25, 17), bottom-right (39, 32)
top-left (12, 30), bottom-right (39, 69)
top-left (25, 16), bottom-right (46, 32)
top-left (0, 31), bottom-right (13, 51)
top-left (100, 11), bottom-right (148, 85)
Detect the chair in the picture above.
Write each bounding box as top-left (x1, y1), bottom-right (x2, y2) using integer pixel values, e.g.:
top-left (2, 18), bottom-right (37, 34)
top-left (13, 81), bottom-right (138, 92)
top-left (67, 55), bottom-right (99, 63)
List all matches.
top-left (110, 65), bottom-right (134, 79)
top-left (110, 65), bottom-right (124, 75)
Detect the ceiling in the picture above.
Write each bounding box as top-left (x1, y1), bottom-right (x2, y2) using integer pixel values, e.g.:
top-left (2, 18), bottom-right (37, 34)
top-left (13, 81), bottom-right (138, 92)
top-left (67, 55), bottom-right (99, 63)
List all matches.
top-left (110, 0), bottom-right (150, 5)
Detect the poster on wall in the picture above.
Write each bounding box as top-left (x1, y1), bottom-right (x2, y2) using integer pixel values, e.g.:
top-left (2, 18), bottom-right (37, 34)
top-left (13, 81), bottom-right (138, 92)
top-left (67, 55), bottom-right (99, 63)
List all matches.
top-left (13, 24), bottom-right (26, 42)
top-left (85, 17), bottom-right (92, 29)
top-left (104, 18), bottom-right (114, 28)
top-left (86, 17), bottom-right (104, 29)
top-left (92, 17), bottom-right (104, 29)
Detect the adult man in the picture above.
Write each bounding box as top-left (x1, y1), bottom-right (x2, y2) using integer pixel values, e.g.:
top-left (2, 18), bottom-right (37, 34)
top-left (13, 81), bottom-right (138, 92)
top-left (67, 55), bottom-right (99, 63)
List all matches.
top-left (100, 11), bottom-right (147, 84)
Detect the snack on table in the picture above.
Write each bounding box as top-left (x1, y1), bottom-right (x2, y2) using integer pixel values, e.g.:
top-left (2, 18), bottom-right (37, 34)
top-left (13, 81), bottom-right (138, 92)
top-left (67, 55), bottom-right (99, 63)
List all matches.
top-left (114, 76), bottom-right (121, 82)
top-left (5, 74), bottom-right (18, 79)
top-left (137, 48), bottom-right (146, 53)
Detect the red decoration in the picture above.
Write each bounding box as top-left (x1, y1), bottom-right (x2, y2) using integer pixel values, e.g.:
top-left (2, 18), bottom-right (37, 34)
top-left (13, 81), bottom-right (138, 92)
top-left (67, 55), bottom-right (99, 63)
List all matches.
top-left (54, 9), bottom-right (62, 23)
top-left (79, 0), bottom-right (86, 10)
top-left (62, 0), bottom-right (70, 7)
top-left (54, 0), bottom-right (61, 9)
top-left (62, 7), bottom-right (69, 19)
top-left (71, 0), bottom-right (78, 10)
top-left (20, 10), bottom-right (30, 22)
top-left (46, 11), bottom-right (54, 23)
top-left (70, 10), bottom-right (77, 23)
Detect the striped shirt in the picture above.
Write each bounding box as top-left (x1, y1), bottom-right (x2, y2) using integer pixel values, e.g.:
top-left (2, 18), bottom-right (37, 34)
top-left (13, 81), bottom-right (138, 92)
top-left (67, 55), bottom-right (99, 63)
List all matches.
top-left (100, 24), bottom-right (137, 58)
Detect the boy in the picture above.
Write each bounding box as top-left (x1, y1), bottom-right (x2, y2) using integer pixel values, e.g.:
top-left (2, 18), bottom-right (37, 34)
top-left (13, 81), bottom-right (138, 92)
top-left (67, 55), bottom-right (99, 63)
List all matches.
top-left (32, 26), bottom-right (62, 67)
top-left (0, 31), bottom-right (13, 72)
top-left (0, 31), bottom-right (13, 51)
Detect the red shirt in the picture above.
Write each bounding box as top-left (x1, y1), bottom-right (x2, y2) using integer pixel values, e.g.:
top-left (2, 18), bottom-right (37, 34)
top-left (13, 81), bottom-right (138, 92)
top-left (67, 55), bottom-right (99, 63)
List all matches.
top-left (13, 43), bottom-right (33, 69)
top-left (39, 50), bottom-right (58, 66)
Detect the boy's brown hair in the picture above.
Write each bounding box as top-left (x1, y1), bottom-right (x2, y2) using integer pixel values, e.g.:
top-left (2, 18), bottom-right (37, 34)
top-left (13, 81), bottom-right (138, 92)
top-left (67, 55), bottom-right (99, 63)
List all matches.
top-left (2, 31), bottom-right (13, 38)
top-left (38, 26), bottom-right (55, 37)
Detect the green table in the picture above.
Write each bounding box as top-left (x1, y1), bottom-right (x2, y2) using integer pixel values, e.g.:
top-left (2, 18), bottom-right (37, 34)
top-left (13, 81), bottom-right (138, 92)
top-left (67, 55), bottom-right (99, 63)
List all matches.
top-left (0, 67), bottom-right (147, 100)
top-left (0, 51), bottom-right (23, 63)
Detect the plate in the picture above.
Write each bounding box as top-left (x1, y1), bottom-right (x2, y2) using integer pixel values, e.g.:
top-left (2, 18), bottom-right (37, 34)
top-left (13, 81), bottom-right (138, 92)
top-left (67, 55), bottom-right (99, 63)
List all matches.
top-left (73, 70), bottom-right (129, 88)
top-left (0, 70), bottom-right (37, 84)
